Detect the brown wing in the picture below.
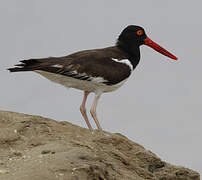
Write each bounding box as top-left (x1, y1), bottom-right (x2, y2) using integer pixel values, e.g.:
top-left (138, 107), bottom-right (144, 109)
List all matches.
top-left (8, 46), bottom-right (131, 85)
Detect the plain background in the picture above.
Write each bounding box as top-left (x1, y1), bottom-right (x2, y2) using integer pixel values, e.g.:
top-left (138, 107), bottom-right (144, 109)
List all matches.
top-left (0, 0), bottom-right (201, 174)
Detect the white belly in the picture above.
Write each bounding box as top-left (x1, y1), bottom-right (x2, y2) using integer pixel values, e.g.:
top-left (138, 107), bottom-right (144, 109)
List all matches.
top-left (35, 71), bottom-right (127, 94)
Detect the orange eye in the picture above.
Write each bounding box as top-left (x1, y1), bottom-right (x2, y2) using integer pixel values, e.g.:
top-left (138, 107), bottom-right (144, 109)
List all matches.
top-left (136, 30), bottom-right (144, 36)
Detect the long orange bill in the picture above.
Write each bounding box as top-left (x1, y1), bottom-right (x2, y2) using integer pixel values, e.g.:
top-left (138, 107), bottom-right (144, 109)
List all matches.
top-left (144, 37), bottom-right (178, 60)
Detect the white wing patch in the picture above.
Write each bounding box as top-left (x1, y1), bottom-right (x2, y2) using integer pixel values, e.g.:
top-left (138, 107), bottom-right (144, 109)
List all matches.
top-left (111, 58), bottom-right (133, 72)
top-left (51, 64), bottom-right (64, 68)
top-left (62, 70), bottom-right (108, 84)
top-left (76, 71), bottom-right (108, 83)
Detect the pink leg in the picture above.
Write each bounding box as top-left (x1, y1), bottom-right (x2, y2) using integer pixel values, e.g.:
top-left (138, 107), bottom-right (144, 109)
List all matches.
top-left (80, 91), bottom-right (92, 130)
top-left (90, 94), bottom-right (102, 131)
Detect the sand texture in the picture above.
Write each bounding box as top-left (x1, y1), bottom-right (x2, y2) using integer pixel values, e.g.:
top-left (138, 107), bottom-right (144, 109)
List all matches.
top-left (0, 111), bottom-right (200, 180)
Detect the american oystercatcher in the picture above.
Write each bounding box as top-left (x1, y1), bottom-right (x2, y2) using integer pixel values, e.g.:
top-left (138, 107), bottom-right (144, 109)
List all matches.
top-left (8, 25), bottom-right (177, 130)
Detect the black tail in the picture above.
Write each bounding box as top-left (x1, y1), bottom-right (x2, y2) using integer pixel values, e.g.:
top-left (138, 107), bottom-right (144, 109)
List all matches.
top-left (8, 59), bottom-right (41, 72)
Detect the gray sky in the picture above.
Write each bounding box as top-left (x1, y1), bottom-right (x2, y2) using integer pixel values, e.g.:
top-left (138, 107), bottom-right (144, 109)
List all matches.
top-left (0, 0), bottom-right (201, 174)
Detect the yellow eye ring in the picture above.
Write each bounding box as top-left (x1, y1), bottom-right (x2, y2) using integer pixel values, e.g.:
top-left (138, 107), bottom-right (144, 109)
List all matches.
top-left (136, 30), bottom-right (144, 36)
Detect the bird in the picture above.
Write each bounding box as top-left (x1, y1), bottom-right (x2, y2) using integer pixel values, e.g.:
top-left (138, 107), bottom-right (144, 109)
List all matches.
top-left (8, 25), bottom-right (178, 131)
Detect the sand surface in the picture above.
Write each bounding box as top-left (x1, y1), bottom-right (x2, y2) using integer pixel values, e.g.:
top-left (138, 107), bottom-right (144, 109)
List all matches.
top-left (0, 111), bottom-right (200, 180)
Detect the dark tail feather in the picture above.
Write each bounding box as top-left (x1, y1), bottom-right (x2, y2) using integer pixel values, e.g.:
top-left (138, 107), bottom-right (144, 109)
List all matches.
top-left (7, 67), bottom-right (31, 72)
top-left (8, 59), bottom-right (41, 72)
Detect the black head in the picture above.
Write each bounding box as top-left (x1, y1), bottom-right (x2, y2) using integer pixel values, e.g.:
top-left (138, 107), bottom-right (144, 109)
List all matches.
top-left (118, 25), bottom-right (147, 47)
top-left (117, 25), bottom-right (178, 60)
top-left (117, 25), bottom-right (147, 58)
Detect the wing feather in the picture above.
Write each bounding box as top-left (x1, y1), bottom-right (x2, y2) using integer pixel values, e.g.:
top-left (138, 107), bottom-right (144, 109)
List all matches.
top-left (8, 46), bottom-right (132, 85)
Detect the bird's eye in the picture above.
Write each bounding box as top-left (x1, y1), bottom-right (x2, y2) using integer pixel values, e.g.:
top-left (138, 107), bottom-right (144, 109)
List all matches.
top-left (136, 30), bottom-right (144, 36)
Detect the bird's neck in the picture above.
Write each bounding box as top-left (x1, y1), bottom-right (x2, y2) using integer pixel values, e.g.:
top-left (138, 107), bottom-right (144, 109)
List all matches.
top-left (116, 40), bottom-right (141, 69)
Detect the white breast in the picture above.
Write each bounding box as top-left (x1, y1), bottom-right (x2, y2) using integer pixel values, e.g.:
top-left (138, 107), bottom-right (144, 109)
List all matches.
top-left (35, 70), bottom-right (128, 95)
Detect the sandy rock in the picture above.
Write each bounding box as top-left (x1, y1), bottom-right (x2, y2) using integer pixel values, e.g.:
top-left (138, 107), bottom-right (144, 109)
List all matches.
top-left (0, 111), bottom-right (200, 180)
